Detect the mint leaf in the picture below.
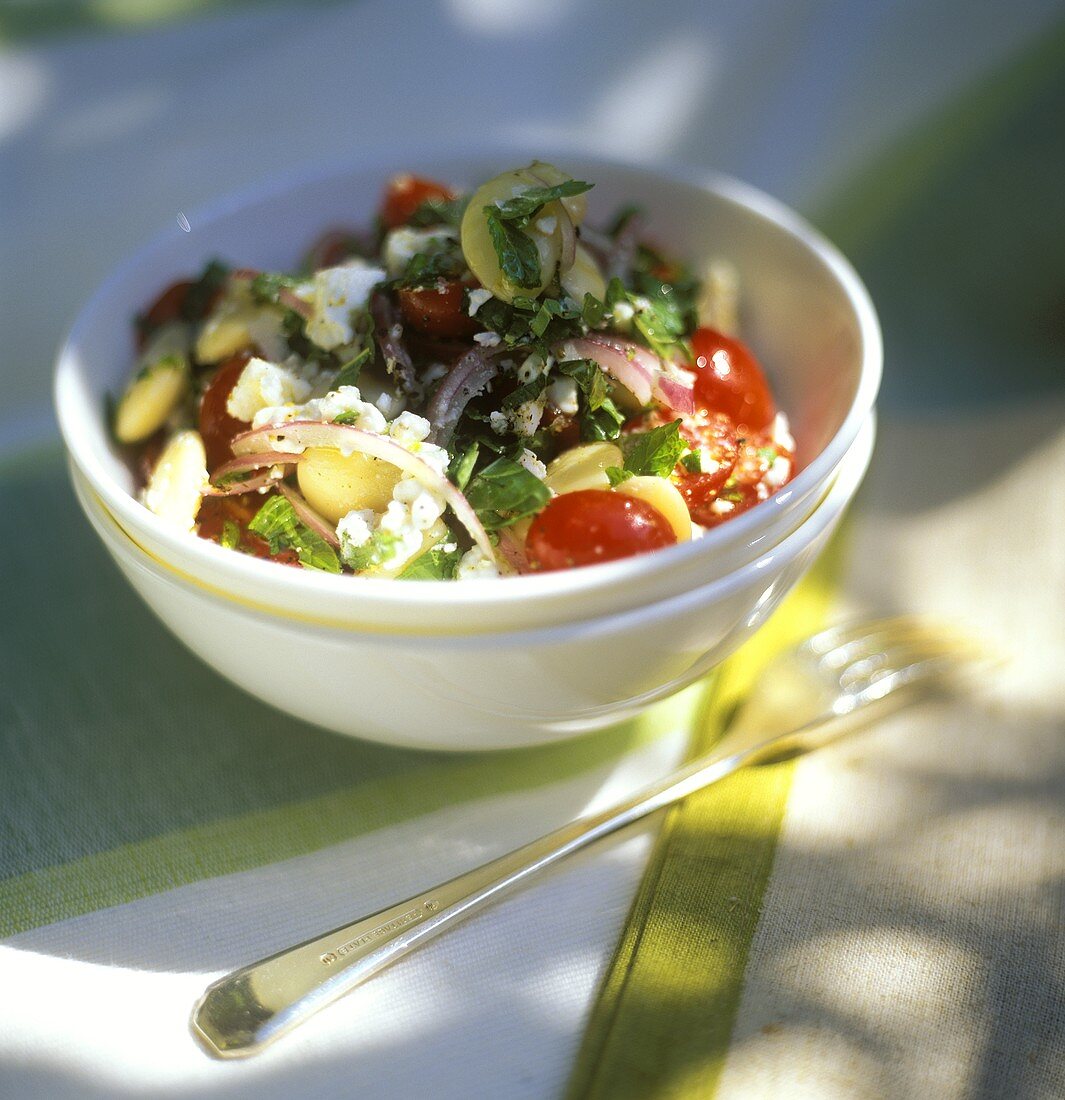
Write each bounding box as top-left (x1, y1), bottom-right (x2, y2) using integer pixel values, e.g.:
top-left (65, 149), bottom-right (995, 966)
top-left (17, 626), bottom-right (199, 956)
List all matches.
top-left (623, 420), bottom-right (687, 478)
top-left (494, 180), bottom-right (593, 227)
top-left (501, 375), bottom-right (548, 412)
top-left (183, 259), bottom-right (229, 320)
top-left (398, 542), bottom-right (463, 580)
top-left (248, 496), bottom-right (341, 573)
top-left (605, 466), bottom-right (633, 487)
top-left (557, 358), bottom-right (624, 442)
top-left (449, 441), bottom-right (480, 490)
top-left (342, 528), bottom-right (402, 572)
top-left (220, 519), bottom-right (242, 550)
top-left (483, 207), bottom-right (542, 290)
top-left (406, 196), bottom-right (468, 228)
top-left (464, 456), bottom-right (550, 530)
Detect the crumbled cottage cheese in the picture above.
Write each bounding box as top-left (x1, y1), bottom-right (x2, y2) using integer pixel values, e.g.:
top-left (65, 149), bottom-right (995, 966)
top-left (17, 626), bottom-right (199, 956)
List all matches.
top-left (226, 357), bottom-right (314, 422)
top-left (303, 260), bottom-right (385, 350)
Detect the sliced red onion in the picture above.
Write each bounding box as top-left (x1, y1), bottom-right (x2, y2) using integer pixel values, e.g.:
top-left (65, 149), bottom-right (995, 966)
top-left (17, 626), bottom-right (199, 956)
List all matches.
top-left (556, 203), bottom-right (576, 273)
top-left (230, 420), bottom-right (494, 559)
top-left (424, 346), bottom-right (501, 446)
top-left (278, 482), bottom-right (340, 548)
top-left (651, 361), bottom-right (696, 415)
top-left (278, 286), bottom-right (313, 319)
top-left (559, 335), bottom-right (655, 405)
top-left (370, 291), bottom-right (417, 395)
top-left (557, 334), bottom-right (694, 415)
top-left (496, 528), bottom-right (530, 575)
top-left (206, 451), bottom-right (298, 495)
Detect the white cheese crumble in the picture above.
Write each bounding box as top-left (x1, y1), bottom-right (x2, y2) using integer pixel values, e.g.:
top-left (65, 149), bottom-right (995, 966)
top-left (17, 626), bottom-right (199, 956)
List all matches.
top-left (489, 410), bottom-right (509, 435)
top-left (466, 288), bottom-right (492, 317)
top-left (251, 384), bottom-right (388, 435)
top-left (473, 331), bottom-right (502, 348)
top-left (764, 455), bottom-right (792, 490)
top-left (547, 377), bottom-right (579, 415)
top-left (771, 412), bottom-right (796, 453)
top-left (455, 546), bottom-right (500, 581)
top-left (226, 357), bottom-right (313, 422)
top-left (517, 353), bottom-right (547, 383)
top-left (535, 215), bottom-right (557, 235)
top-left (511, 394), bottom-right (546, 437)
top-left (304, 260), bottom-right (385, 350)
top-left (710, 498), bottom-right (735, 515)
top-left (382, 226), bottom-right (458, 278)
top-left (611, 300), bottom-right (635, 326)
top-left (517, 448), bottom-right (548, 481)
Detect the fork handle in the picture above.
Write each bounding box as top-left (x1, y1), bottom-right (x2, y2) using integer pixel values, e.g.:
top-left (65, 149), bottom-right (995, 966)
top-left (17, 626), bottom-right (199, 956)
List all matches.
top-left (191, 743), bottom-right (752, 1057)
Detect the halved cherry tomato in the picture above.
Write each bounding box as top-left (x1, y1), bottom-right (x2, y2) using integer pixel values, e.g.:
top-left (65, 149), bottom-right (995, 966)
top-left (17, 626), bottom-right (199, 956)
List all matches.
top-left (700, 430), bottom-right (793, 528)
top-left (526, 489), bottom-right (676, 571)
top-left (672, 411), bottom-right (741, 526)
top-left (380, 175), bottom-right (454, 229)
top-left (197, 493), bottom-right (300, 565)
top-left (396, 282), bottom-right (479, 338)
top-left (199, 353), bottom-right (252, 473)
top-left (690, 328), bottom-right (775, 433)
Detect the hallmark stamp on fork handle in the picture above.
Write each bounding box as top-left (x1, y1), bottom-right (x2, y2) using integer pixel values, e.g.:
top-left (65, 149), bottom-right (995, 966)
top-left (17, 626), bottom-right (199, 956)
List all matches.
top-left (320, 900), bottom-right (440, 965)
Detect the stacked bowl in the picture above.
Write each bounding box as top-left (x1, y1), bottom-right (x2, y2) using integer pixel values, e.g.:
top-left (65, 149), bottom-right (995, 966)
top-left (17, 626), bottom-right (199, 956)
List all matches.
top-left (55, 149), bottom-right (881, 750)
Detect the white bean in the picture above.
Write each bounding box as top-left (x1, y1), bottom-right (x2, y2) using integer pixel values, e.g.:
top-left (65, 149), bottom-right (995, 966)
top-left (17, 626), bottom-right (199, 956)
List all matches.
top-left (140, 430), bottom-right (208, 532)
top-left (297, 447), bottom-right (402, 525)
top-left (615, 475), bottom-right (692, 541)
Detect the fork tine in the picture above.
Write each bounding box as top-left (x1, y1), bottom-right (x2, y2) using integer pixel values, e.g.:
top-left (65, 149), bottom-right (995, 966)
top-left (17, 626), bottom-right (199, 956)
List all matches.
top-left (805, 617), bottom-right (987, 671)
top-left (836, 640), bottom-right (979, 693)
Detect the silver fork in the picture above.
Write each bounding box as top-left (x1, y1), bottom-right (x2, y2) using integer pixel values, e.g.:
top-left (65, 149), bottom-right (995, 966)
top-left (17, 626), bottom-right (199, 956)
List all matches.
top-left (191, 617), bottom-right (985, 1058)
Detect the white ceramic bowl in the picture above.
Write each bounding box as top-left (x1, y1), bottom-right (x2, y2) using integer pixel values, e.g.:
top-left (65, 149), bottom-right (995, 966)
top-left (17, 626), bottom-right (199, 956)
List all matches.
top-left (55, 147), bottom-right (881, 634)
top-left (70, 417), bottom-right (873, 751)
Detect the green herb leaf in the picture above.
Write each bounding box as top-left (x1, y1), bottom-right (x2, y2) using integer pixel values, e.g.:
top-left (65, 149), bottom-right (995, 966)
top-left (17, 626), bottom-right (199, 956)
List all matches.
top-left (581, 292), bottom-right (606, 328)
top-left (249, 271), bottom-right (300, 305)
top-left (449, 441), bottom-right (480, 490)
top-left (248, 496), bottom-right (341, 573)
top-left (623, 420), bottom-right (687, 478)
top-left (501, 375), bottom-right (548, 412)
top-left (220, 519), bottom-right (242, 550)
top-left (397, 541), bottom-right (463, 580)
top-left (398, 236), bottom-right (466, 288)
top-left (405, 196), bottom-right (468, 228)
top-left (557, 358), bottom-right (624, 441)
top-left (605, 466), bottom-right (633, 487)
top-left (342, 528), bottom-right (403, 572)
top-left (335, 346), bottom-right (372, 389)
top-left (483, 207), bottom-right (542, 290)
top-left (493, 179), bottom-right (593, 227)
top-left (183, 260), bottom-right (230, 320)
top-left (464, 456), bottom-right (551, 530)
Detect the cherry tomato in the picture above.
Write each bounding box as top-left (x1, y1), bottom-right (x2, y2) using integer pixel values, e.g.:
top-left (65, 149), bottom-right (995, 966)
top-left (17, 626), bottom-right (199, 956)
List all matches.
top-left (397, 282), bottom-right (479, 337)
top-left (690, 327), bottom-right (776, 433)
top-left (672, 412), bottom-right (742, 526)
top-left (197, 493), bottom-right (300, 565)
top-left (526, 489), bottom-right (676, 571)
top-left (199, 353), bottom-right (252, 473)
top-left (700, 429), bottom-right (794, 528)
top-left (380, 175), bottom-right (454, 229)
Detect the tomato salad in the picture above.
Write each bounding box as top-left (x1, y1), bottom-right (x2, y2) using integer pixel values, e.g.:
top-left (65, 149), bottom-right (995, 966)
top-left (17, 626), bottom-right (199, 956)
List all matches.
top-left (115, 162), bottom-right (795, 580)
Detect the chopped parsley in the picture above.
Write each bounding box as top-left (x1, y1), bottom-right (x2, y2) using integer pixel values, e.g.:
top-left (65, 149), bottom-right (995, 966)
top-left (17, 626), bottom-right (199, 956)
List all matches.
top-left (248, 496), bottom-right (341, 573)
top-left (248, 271), bottom-right (300, 305)
top-left (406, 196), bottom-right (468, 228)
top-left (182, 259), bottom-right (230, 321)
top-left (219, 519), bottom-right (242, 550)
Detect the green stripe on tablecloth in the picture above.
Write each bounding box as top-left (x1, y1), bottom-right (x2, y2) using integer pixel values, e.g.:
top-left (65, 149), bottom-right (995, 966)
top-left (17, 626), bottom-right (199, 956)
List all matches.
top-left (0, 0), bottom-right (340, 44)
top-left (0, 444), bottom-right (681, 937)
top-left (565, 549), bottom-right (839, 1100)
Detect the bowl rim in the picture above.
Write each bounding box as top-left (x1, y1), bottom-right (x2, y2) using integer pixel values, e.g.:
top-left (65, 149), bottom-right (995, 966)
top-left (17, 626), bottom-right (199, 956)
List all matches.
top-left (55, 142), bottom-right (881, 617)
top-left (72, 415), bottom-right (875, 646)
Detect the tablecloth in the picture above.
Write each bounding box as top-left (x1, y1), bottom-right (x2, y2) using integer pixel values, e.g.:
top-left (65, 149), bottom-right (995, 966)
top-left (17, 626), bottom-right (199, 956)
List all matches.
top-left (1, 2), bottom-right (1062, 1097)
